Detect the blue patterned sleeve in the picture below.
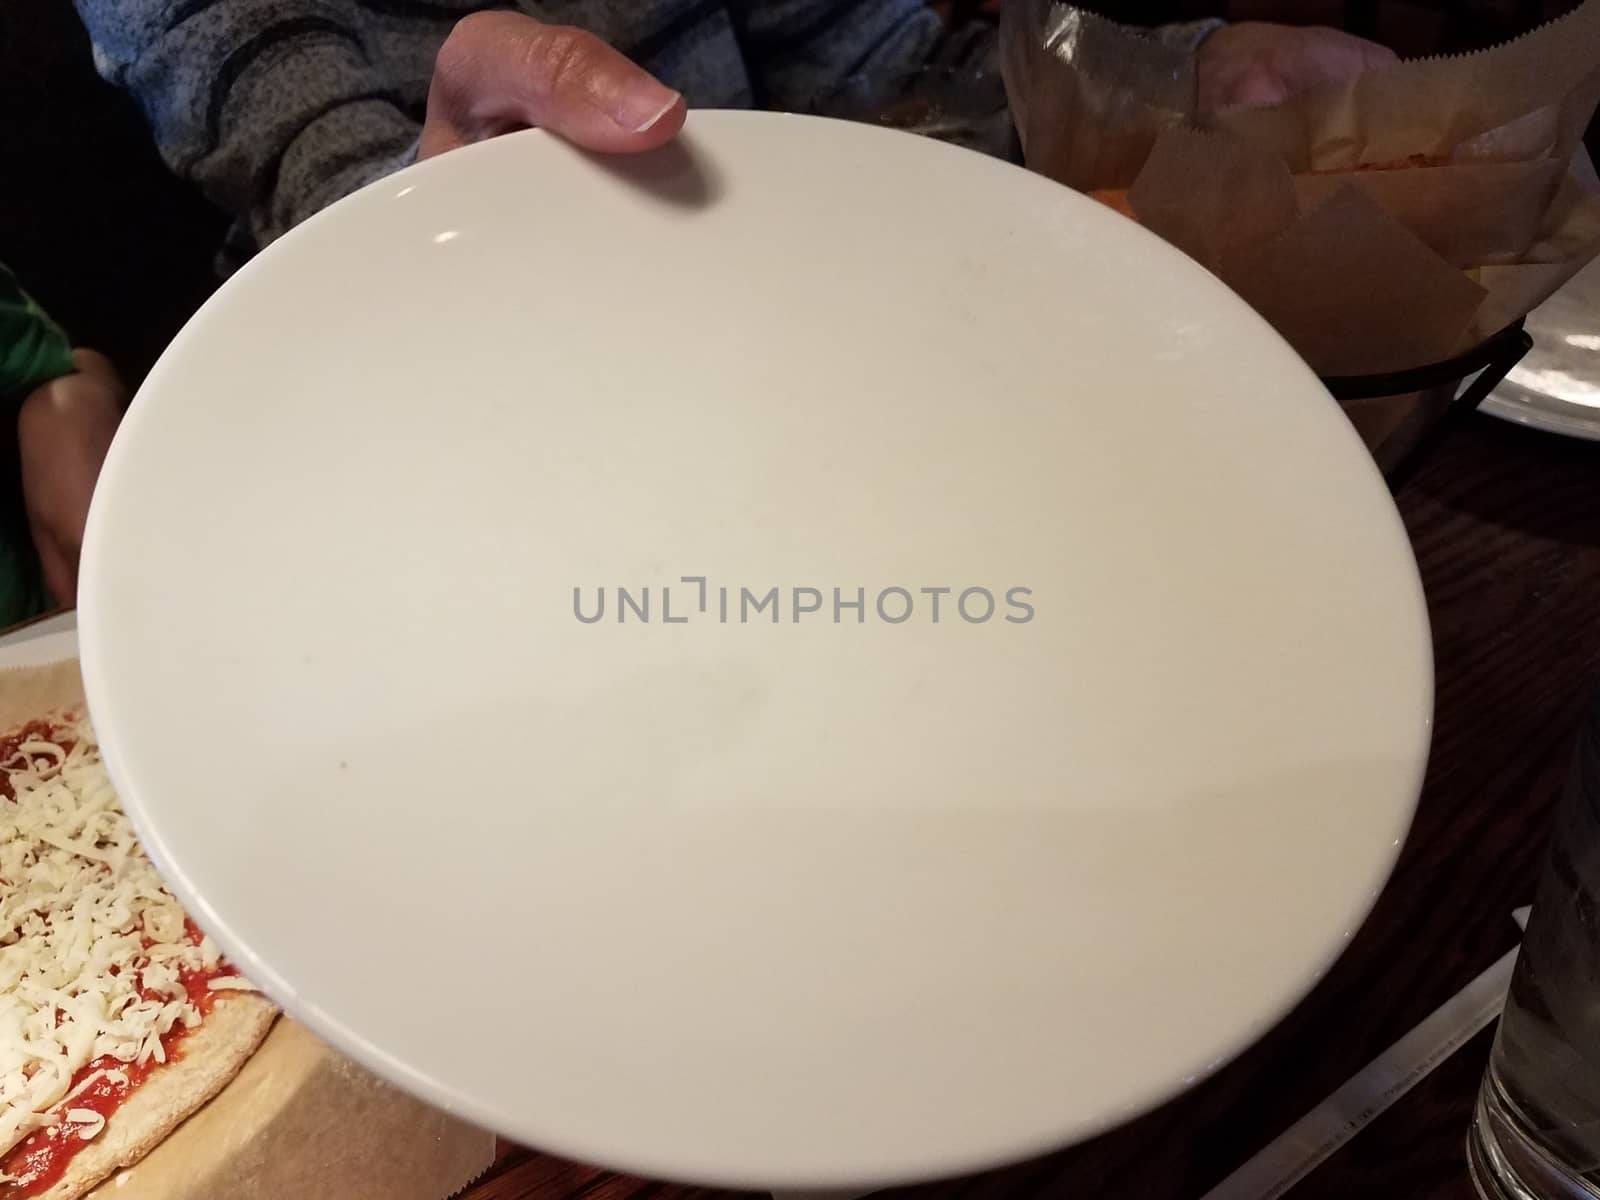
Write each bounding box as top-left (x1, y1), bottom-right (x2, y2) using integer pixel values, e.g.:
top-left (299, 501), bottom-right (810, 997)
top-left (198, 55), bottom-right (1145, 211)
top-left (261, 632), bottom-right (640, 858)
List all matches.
top-left (72, 0), bottom-right (424, 251)
top-left (727, 0), bottom-right (955, 109)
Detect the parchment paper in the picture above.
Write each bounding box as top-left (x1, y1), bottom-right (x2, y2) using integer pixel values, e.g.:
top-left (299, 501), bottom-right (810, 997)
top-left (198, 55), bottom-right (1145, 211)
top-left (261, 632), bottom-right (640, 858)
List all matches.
top-left (84, 1022), bottom-right (496, 1200)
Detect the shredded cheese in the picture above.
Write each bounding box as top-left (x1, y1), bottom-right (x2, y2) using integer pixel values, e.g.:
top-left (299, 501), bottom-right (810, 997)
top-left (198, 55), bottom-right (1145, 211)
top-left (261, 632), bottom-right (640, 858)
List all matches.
top-left (0, 715), bottom-right (244, 1168)
top-left (63, 1109), bottom-right (104, 1141)
top-left (204, 977), bottom-right (258, 993)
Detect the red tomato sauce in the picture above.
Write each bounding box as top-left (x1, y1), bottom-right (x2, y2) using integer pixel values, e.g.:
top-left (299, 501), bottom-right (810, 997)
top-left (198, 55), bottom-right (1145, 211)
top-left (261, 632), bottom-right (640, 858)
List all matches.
top-left (0, 723), bottom-right (241, 1196)
top-left (0, 923), bottom-right (238, 1195)
top-left (0, 718), bottom-right (76, 802)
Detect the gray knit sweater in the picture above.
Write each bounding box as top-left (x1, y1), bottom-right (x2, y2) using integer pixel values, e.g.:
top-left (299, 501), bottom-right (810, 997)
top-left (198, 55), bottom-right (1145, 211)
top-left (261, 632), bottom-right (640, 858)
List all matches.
top-left (72, 0), bottom-right (1218, 261)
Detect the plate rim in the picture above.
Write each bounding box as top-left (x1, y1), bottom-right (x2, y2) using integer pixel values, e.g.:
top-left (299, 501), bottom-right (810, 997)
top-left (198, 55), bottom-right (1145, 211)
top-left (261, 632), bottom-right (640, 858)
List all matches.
top-left (77, 111), bottom-right (1434, 1189)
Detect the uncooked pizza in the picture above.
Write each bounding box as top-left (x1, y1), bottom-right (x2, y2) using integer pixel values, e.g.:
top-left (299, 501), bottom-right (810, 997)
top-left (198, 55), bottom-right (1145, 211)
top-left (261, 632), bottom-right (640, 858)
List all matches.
top-left (0, 713), bottom-right (276, 1199)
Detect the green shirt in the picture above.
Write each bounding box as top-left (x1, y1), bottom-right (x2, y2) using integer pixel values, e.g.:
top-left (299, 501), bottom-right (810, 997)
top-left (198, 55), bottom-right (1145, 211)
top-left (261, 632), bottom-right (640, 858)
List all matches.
top-left (0, 262), bottom-right (75, 624)
top-left (1, 263), bottom-right (74, 404)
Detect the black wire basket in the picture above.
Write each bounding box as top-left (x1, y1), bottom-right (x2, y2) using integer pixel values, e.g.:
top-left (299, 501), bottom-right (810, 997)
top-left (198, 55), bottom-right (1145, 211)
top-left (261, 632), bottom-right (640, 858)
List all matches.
top-left (1320, 321), bottom-right (1533, 491)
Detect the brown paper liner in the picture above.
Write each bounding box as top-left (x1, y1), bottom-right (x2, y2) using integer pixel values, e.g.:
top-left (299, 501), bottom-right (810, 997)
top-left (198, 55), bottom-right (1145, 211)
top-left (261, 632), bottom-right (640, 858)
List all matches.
top-left (1227, 186), bottom-right (1489, 375)
top-left (1128, 128), bottom-right (1297, 274)
top-left (1290, 160), bottom-right (1564, 267)
top-left (1001, 0), bottom-right (1196, 190)
top-left (0, 655), bottom-right (497, 1200)
top-left (1470, 262), bottom-right (1588, 339)
top-left (1465, 173), bottom-right (1600, 341)
top-left (86, 1021), bottom-right (496, 1200)
top-left (1211, 14), bottom-right (1600, 172)
top-left (0, 659), bottom-right (86, 730)
top-left (1003, 0), bottom-right (1600, 377)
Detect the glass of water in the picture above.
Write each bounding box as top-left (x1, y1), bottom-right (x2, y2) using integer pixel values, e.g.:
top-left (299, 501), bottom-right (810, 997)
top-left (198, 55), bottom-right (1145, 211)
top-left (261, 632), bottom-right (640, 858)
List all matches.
top-left (1469, 690), bottom-right (1600, 1198)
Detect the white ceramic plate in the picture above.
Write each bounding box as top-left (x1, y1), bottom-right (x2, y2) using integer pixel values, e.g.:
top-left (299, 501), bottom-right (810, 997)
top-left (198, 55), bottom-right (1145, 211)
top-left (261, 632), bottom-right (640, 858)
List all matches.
top-left (79, 112), bottom-right (1431, 1191)
top-left (1481, 253), bottom-right (1600, 440)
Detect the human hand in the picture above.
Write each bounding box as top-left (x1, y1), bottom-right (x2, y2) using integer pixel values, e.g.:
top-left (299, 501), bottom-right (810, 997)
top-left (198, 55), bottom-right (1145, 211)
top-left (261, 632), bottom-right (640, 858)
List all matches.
top-left (18, 350), bottom-right (126, 606)
top-left (1197, 22), bottom-right (1398, 114)
top-left (421, 11), bottom-right (687, 160)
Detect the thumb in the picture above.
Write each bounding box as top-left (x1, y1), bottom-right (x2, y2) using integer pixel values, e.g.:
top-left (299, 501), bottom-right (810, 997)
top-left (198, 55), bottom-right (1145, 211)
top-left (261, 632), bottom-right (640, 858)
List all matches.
top-left (422, 12), bottom-right (686, 160)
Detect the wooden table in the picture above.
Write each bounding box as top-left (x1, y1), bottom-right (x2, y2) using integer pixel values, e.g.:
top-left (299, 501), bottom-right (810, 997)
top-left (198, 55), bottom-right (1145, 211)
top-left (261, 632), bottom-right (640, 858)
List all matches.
top-left (461, 412), bottom-right (1600, 1200)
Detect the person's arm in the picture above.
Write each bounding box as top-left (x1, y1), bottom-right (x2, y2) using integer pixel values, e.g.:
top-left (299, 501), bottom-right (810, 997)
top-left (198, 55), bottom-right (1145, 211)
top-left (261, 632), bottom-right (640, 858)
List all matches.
top-left (70, 2), bottom-right (684, 251)
top-left (73, 0), bottom-right (424, 251)
top-left (18, 352), bottom-right (125, 607)
top-left (0, 264), bottom-right (122, 608)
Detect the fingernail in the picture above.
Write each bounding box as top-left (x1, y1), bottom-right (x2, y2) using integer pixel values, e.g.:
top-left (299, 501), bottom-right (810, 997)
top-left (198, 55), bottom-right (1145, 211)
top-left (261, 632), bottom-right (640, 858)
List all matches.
top-left (616, 89), bottom-right (682, 133)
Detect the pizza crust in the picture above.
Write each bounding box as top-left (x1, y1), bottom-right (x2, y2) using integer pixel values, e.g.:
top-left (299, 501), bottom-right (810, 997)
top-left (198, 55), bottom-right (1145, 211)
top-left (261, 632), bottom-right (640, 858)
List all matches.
top-left (26, 996), bottom-right (278, 1200)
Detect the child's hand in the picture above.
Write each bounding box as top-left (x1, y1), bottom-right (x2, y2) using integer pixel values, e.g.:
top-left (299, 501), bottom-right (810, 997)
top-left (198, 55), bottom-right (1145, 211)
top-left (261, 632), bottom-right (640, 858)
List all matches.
top-left (1198, 23), bottom-right (1398, 114)
top-left (18, 350), bottom-right (126, 606)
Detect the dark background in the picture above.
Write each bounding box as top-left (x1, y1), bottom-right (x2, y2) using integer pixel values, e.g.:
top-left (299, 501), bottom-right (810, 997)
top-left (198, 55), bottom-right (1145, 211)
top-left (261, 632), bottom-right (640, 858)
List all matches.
top-left (0, 0), bottom-right (227, 385)
top-left (1, 0), bottom-right (1595, 387)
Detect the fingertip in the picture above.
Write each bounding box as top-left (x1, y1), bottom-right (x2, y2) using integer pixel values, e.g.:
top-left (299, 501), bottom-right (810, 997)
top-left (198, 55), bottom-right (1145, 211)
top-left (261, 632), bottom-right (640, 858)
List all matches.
top-left (630, 95), bottom-right (686, 149)
top-left (553, 102), bottom-right (684, 154)
top-left (632, 92), bottom-right (684, 134)
top-left (578, 95), bottom-right (685, 153)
